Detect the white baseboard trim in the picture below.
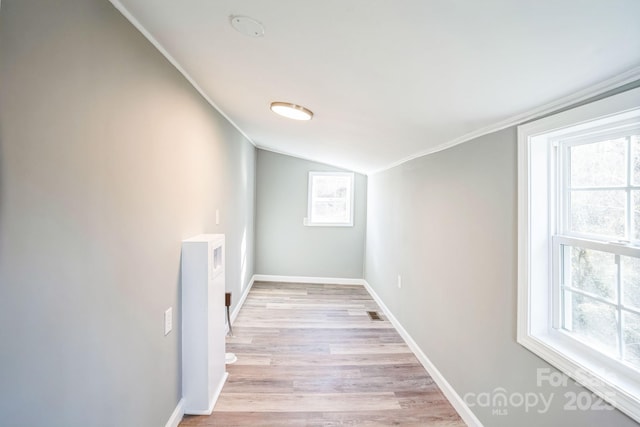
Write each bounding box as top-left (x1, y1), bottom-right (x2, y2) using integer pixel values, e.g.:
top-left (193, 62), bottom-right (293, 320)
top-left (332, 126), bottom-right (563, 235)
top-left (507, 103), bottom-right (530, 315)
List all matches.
top-left (253, 274), bottom-right (366, 286)
top-left (231, 275), bottom-right (256, 324)
top-left (362, 280), bottom-right (484, 427)
top-left (165, 398), bottom-right (185, 427)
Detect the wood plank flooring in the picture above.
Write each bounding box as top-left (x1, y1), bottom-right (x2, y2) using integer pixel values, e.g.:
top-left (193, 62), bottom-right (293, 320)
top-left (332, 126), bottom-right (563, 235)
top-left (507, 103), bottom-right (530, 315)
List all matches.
top-left (180, 281), bottom-right (466, 426)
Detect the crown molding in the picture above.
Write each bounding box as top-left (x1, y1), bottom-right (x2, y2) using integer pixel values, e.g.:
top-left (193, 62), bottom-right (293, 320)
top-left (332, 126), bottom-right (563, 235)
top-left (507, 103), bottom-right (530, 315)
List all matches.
top-left (109, 0), bottom-right (256, 147)
top-left (370, 66), bottom-right (640, 175)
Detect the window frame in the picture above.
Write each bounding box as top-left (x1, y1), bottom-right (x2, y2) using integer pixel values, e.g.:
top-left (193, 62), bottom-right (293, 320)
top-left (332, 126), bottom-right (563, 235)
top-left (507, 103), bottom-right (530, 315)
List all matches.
top-left (306, 171), bottom-right (355, 227)
top-left (518, 86), bottom-right (640, 422)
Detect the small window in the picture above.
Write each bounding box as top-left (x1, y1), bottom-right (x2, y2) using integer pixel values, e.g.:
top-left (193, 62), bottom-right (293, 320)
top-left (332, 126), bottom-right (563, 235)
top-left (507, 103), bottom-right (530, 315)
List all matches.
top-left (307, 172), bottom-right (354, 226)
top-left (518, 86), bottom-right (640, 422)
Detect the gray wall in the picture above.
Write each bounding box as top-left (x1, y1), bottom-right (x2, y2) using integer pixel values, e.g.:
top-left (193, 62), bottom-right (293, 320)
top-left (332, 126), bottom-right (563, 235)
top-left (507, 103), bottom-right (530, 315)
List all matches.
top-left (0, 1), bottom-right (255, 426)
top-left (255, 149), bottom-right (366, 278)
top-left (364, 127), bottom-right (638, 426)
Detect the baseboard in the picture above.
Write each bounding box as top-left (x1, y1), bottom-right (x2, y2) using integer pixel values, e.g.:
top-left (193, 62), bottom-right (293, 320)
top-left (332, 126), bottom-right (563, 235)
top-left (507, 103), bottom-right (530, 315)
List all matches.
top-left (362, 280), bottom-right (484, 427)
top-left (231, 275), bottom-right (256, 324)
top-left (253, 274), bottom-right (366, 286)
top-left (165, 398), bottom-right (185, 427)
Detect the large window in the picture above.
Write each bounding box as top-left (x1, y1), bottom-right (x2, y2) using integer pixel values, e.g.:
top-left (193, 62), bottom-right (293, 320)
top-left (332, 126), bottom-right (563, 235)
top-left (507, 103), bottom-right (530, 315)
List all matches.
top-left (558, 132), bottom-right (640, 364)
top-left (306, 171), bottom-right (354, 226)
top-left (518, 87), bottom-right (640, 421)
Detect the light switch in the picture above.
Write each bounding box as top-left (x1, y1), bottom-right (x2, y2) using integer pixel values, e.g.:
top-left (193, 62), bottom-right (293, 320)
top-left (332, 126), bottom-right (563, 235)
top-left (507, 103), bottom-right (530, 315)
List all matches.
top-left (164, 307), bottom-right (173, 336)
top-left (215, 209), bottom-right (220, 225)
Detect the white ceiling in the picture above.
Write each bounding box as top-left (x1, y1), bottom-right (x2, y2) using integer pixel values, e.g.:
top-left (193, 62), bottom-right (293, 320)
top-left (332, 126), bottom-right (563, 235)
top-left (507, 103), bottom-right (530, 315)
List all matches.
top-left (111, 0), bottom-right (640, 174)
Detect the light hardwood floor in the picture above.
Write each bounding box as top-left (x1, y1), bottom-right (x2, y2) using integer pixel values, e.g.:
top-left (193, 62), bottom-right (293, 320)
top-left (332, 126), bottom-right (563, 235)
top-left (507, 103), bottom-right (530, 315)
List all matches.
top-left (180, 281), bottom-right (465, 426)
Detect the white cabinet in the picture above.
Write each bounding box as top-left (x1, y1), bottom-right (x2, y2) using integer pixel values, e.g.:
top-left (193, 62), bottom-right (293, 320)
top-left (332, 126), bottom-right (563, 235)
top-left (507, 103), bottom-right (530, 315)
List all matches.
top-left (181, 234), bottom-right (227, 415)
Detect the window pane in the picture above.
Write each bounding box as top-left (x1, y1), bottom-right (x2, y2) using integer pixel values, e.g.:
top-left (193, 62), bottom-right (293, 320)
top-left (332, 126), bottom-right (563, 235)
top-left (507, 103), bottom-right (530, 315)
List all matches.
top-left (624, 311), bottom-right (640, 369)
top-left (570, 190), bottom-right (625, 238)
top-left (570, 138), bottom-right (626, 187)
top-left (570, 246), bottom-right (617, 301)
top-left (313, 176), bottom-right (349, 198)
top-left (623, 255), bottom-right (640, 310)
top-left (311, 201), bottom-right (347, 222)
top-left (633, 135), bottom-right (640, 185)
top-left (564, 291), bottom-right (618, 356)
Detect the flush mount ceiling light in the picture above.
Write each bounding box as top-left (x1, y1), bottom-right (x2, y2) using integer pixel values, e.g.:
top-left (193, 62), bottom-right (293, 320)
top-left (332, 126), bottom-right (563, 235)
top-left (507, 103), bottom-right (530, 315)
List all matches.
top-left (270, 102), bottom-right (314, 121)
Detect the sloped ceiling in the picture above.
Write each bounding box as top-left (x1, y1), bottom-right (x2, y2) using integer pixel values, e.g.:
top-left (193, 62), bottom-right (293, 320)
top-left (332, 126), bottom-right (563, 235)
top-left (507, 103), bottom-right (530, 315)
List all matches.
top-left (111, 0), bottom-right (640, 174)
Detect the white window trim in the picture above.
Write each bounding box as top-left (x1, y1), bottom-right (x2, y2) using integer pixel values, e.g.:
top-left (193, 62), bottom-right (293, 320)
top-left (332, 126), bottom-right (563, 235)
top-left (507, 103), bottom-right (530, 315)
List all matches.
top-left (306, 171), bottom-right (355, 227)
top-left (518, 86), bottom-right (640, 422)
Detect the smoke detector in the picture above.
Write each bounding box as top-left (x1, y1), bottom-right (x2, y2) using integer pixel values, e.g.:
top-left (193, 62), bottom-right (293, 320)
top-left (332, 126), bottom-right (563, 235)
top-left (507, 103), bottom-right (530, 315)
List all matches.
top-left (230, 15), bottom-right (264, 37)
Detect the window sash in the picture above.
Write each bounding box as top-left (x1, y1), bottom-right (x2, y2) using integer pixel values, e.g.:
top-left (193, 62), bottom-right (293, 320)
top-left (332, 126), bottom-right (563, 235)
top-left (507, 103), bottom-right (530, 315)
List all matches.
top-left (553, 235), bottom-right (640, 264)
top-left (559, 134), bottom-right (640, 245)
top-left (553, 235), bottom-right (640, 367)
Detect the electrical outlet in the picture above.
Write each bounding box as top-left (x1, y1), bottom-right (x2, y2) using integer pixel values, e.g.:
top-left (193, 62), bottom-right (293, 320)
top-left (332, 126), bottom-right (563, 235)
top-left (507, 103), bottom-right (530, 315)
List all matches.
top-left (164, 307), bottom-right (173, 336)
top-left (397, 275), bottom-right (402, 289)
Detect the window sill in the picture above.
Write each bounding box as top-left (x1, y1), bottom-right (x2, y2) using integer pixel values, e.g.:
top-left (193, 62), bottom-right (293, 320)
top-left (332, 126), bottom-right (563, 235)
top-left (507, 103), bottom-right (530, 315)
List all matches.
top-left (303, 217), bottom-right (353, 227)
top-left (305, 225), bottom-right (354, 227)
top-left (518, 329), bottom-right (640, 421)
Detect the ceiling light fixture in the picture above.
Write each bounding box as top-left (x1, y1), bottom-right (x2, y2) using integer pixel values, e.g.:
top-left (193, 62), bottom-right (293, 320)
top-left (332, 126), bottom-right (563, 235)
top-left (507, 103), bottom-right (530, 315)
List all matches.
top-left (270, 102), bottom-right (314, 121)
